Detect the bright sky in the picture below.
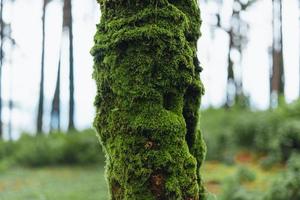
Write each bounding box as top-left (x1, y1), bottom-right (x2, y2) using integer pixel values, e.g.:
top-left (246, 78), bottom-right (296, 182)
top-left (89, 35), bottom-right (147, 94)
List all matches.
top-left (1, 0), bottom-right (299, 139)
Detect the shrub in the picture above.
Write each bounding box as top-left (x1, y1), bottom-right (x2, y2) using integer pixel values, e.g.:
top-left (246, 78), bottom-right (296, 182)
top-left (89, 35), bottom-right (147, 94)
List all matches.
top-left (220, 166), bottom-right (258, 200)
top-left (236, 166), bottom-right (256, 183)
top-left (60, 131), bottom-right (104, 164)
top-left (220, 177), bottom-right (259, 200)
top-left (202, 108), bottom-right (241, 162)
top-left (14, 134), bottom-right (65, 167)
top-left (278, 120), bottom-right (300, 161)
top-left (263, 154), bottom-right (300, 200)
top-left (232, 114), bottom-right (258, 148)
top-left (279, 100), bottom-right (300, 119)
top-left (259, 153), bottom-right (281, 170)
top-left (10, 129), bottom-right (105, 167)
top-left (0, 140), bottom-right (16, 159)
top-left (232, 111), bottom-right (280, 153)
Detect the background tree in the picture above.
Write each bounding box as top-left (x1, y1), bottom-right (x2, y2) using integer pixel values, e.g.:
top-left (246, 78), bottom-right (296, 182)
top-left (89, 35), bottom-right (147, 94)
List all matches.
top-left (207, 0), bottom-right (255, 107)
top-left (36, 0), bottom-right (49, 134)
top-left (7, 20), bottom-right (15, 141)
top-left (0, 0), bottom-right (15, 139)
top-left (270, 0), bottom-right (284, 108)
top-left (92, 0), bottom-right (206, 199)
top-left (50, 58), bottom-right (61, 131)
top-left (63, 0), bottom-right (75, 131)
top-left (225, 0), bottom-right (253, 107)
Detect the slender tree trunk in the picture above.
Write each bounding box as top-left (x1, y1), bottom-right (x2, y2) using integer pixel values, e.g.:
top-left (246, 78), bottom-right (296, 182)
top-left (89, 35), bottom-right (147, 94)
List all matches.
top-left (271, 0), bottom-right (284, 107)
top-left (226, 29), bottom-right (235, 107)
top-left (0, 0), bottom-right (4, 139)
top-left (92, 1), bottom-right (206, 199)
top-left (8, 59), bottom-right (13, 140)
top-left (279, 0), bottom-right (284, 94)
top-left (63, 0), bottom-right (75, 131)
top-left (50, 57), bottom-right (61, 131)
top-left (8, 99), bottom-right (12, 140)
top-left (37, 0), bottom-right (47, 134)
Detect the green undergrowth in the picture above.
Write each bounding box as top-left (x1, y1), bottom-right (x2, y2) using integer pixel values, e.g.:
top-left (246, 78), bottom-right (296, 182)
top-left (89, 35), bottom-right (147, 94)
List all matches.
top-left (0, 129), bottom-right (104, 170)
top-left (0, 161), bottom-right (285, 200)
top-left (202, 100), bottom-right (300, 166)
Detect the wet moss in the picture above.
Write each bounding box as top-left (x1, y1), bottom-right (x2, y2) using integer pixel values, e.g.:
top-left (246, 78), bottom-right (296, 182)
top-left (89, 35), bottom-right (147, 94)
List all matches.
top-left (92, 0), bottom-right (206, 199)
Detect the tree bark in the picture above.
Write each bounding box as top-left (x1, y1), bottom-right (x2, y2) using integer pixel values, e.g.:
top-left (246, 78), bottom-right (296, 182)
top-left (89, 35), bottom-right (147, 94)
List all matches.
top-left (92, 0), bottom-right (206, 199)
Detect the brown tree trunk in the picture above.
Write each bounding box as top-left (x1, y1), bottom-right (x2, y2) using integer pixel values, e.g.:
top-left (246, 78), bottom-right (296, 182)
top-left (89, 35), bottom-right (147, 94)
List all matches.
top-left (36, 0), bottom-right (47, 134)
top-left (63, 0), bottom-right (75, 131)
top-left (270, 0), bottom-right (285, 107)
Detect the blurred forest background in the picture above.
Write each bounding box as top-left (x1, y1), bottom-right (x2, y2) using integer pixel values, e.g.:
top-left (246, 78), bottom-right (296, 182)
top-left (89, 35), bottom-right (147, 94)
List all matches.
top-left (0, 0), bottom-right (300, 199)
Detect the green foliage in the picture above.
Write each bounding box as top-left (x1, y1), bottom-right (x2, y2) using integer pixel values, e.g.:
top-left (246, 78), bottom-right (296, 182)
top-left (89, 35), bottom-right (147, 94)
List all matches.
top-left (278, 100), bottom-right (300, 119)
top-left (220, 166), bottom-right (258, 200)
top-left (0, 130), bottom-right (104, 167)
top-left (0, 166), bottom-right (108, 200)
top-left (92, 0), bottom-right (206, 199)
top-left (201, 108), bottom-right (238, 162)
top-left (202, 100), bottom-right (300, 165)
top-left (0, 140), bottom-right (16, 159)
top-left (61, 131), bottom-right (103, 164)
top-left (263, 154), bottom-right (300, 200)
top-left (235, 166), bottom-right (256, 183)
top-left (259, 153), bottom-right (280, 170)
top-left (15, 134), bottom-right (65, 167)
top-left (278, 120), bottom-right (300, 161)
top-left (232, 111), bottom-right (280, 153)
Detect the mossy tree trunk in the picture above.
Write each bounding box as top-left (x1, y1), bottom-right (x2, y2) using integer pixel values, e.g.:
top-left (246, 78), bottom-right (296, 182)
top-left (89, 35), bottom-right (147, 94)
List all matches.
top-left (92, 0), bottom-right (206, 199)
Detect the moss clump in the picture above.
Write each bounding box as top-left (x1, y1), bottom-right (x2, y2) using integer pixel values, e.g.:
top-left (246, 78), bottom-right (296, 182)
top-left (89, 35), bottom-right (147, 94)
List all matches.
top-left (92, 0), bottom-right (206, 199)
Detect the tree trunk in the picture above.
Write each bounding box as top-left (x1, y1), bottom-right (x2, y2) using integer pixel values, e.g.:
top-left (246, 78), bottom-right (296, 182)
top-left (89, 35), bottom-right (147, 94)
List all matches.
top-left (0, 0), bottom-right (3, 139)
top-left (92, 0), bottom-right (206, 199)
top-left (226, 29), bottom-right (235, 107)
top-left (63, 0), bottom-right (75, 131)
top-left (270, 0), bottom-right (284, 107)
top-left (37, 0), bottom-right (47, 134)
top-left (8, 99), bottom-right (12, 140)
top-left (50, 57), bottom-right (61, 131)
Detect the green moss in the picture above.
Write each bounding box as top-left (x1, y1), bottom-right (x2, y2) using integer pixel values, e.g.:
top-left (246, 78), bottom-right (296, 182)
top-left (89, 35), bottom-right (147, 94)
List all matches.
top-left (92, 0), bottom-right (206, 199)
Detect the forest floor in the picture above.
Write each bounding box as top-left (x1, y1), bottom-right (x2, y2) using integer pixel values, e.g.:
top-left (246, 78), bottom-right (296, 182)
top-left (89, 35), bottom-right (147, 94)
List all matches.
top-left (0, 157), bottom-right (283, 200)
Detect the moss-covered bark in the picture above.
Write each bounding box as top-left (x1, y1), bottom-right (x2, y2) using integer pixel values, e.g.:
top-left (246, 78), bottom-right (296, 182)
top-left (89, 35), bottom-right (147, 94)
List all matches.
top-left (91, 0), bottom-right (206, 199)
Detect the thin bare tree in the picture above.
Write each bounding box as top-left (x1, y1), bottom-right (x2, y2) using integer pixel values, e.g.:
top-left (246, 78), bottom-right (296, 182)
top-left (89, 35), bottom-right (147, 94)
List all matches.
top-left (50, 57), bottom-right (61, 131)
top-left (207, 0), bottom-right (255, 107)
top-left (63, 0), bottom-right (75, 131)
top-left (36, 0), bottom-right (49, 134)
top-left (270, 0), bottom-right (285, 107)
